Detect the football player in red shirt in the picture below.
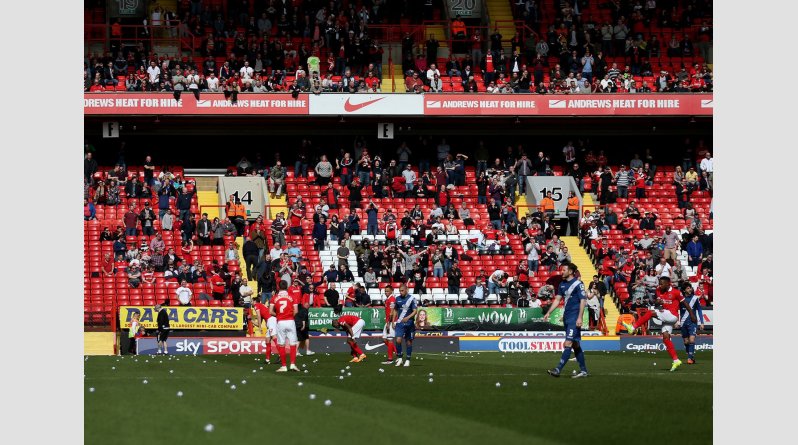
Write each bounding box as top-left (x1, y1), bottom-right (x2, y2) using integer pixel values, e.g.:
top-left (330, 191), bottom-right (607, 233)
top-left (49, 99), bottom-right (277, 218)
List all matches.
top-left (270, 280), bottom-right (300, 372)
top-left (381, 285), bottom-right (398, 364)
top-left (251, 296), bottom-right (278, 364)
top-left (623, 276), bottom-right (697, 371)
top-left (331, 306), bottom-right (367, 363)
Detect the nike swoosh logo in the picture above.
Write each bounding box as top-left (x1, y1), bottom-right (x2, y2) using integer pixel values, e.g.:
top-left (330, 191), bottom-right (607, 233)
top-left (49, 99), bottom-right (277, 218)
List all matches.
top-left (344, 97), bottom-right (385, 112)
top-left (364, 342), bottom-right (385, 351)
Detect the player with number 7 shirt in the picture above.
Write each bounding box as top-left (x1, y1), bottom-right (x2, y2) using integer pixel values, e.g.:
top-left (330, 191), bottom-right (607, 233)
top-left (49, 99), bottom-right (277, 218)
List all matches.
top-left (270, 280), bottom-right (300, 372)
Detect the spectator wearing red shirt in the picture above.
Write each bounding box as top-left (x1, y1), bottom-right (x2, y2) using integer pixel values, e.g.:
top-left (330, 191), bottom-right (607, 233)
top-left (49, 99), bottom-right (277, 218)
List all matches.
top-left (89, 80), bottom-right (105, 92)
top-left (210, 270), bottom-right (226, 300)
top-left (288, 205), bottom-right (303, 235)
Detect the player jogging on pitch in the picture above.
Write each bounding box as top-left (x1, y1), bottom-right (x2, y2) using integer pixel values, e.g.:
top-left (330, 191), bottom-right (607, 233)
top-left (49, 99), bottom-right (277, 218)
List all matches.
top-left (331, 306), bottom-right (367, 362)
top-left (381, 284), bottom-right (398, 364)
top-left (679, 282), bottom-right (704, 364)
top-left (623, 276), bottom-right (697, 371)
top-left (270, 280), bottom-right (300, 372)
top-left (542, 263), bottom-right (589, 378)
top-left (392, 284), bottom-right (418, 367)
top-left (252, 296), bottom-right (279, 364)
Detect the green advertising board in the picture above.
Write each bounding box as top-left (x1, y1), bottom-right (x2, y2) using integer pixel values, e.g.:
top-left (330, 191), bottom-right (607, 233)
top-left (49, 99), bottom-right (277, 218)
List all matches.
top-left (308, 307), bottom-right (588, 330)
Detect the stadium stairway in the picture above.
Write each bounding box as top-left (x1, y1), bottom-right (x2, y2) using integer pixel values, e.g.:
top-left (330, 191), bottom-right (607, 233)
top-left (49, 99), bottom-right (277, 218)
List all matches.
top-left (562, 236), bottom-right (619, 335)
top-left (486, 0), bottom-right (516, 51)
top-left (377, 44), bottom-right (398, 92)
top-left (196, 177), bottom-right (220, 220)
top-left (425, 24), bottom-right (450, 59)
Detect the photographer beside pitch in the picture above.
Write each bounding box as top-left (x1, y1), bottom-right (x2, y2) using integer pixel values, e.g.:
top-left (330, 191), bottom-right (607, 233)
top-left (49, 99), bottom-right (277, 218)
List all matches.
top-left (540, 263), bottom-right (589, 378)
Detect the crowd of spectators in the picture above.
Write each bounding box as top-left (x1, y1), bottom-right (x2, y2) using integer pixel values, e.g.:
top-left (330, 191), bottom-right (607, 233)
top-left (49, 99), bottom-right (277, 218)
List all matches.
top-left (85, 1), bottom-right (713, 95)
top-left (85, 135), bottom-right (713, 317)
top-left (397, 0), bottom-right (712, 93)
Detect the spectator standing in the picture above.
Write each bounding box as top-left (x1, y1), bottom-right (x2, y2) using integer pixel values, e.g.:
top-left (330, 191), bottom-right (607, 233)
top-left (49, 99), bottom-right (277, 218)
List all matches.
top-left (614, 165), bottom-right (632, 199)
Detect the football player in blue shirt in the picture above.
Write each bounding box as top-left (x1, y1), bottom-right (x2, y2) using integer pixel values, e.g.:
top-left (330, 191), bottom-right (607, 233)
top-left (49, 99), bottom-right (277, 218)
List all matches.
top-left (542, 262), bottom-right (589, 378)
top-left (679, 282), bottom-right (705, 364)
top-left (391, 284), bottom-right (418, 367)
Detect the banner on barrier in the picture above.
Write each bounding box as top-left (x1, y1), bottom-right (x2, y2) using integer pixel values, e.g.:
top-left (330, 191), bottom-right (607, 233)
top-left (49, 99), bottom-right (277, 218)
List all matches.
top-left (308, 308), bottom-right (385, 330)
top-left (119, 306), bottom-right (245, 330)
top-left (136, 336), bottom-right (460, 355)
top-left (447, 330), bottom-right (603, 337)
top-left (308, 307), bottom-right (587, 330)
top-left (459, 336), bottom-right (620, 352)
top-left (424, 307), bottom-right (589, 328)
top-left (84, 93), bottom-right (309, 115)
top-left (620, 336), bottom-right (713, 351)
top-left (85, 93), bottom-right (712, 116)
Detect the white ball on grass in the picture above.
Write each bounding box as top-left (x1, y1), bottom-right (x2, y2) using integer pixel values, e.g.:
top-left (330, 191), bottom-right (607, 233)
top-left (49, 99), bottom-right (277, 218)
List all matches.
top-left (653, 362), bottom-right (657, 366)
top-left (428, 373), bottom-right (433, 377)
top-left (204, 424), bottom-right (214, 432)
top-left (224, 379), bottom-right (230, 384)
top-left (495, 382), bottom-right (501, 388)
top-left (428, 378), bottom-right (434, 383)
top-left (339, 376), bottom-right (344, 380)
top-left (324, 400), bottom-right (332, 406)
top-left (297, 382), bottom-right (303, 387)
top-left (522, 382), bottom-right (528, 387)
top-left (347, 372), bottom-right (351, 376)
top-left (230, 385), bottom-right (237, 390)
top-left (177, 391), bottom-right (183, 397)
top-left (142, 380), bottom-right (148, 384)
top-left (169, 370), bottom-right (174, 374)
top-left (111, 367), bottom-right (115, 370)
top-left (89, 387), bottom-right (95, 392)
top-left (309, 394), bottom-right (316, 400)
top-left (304, 370), bottom-right (308, 373)
top-left (379, 368), bottom-right (384, 373)
top-left (241, 380), bottom-right (247, 385)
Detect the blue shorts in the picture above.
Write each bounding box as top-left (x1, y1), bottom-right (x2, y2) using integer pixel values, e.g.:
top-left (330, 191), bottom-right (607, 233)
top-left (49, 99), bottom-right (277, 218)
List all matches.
top-left (563, 321), bottom-right (581, 342)
top-left (394, 321), bottom-right (415, 341)
top-left (681, 322), bottom-right (698, 338)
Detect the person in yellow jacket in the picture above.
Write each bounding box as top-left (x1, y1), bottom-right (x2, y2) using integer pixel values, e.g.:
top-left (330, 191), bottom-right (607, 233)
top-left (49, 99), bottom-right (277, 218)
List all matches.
top-left (226, 196), bottom-right (247, 236)
top-left (128, 312), bottom-right (142, 355)
top-left (566, 191), bottom-right (580, 236)
top-left (540, 191), bottom-right (556, 219)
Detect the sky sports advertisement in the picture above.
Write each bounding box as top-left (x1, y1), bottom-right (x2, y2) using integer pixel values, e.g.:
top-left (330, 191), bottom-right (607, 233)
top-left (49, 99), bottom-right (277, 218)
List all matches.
top-left (134, 333), bottom-right (713, 355)
top-left (136, 336), bottom-right (461, 355)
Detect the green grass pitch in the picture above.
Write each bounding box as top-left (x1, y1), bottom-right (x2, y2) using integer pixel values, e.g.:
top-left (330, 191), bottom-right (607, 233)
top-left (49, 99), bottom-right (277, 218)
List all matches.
top-left (85, 351), bottom-right (712, 444)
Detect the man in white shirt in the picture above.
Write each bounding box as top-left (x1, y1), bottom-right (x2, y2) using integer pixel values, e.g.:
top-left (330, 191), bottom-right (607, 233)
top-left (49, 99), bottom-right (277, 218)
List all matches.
top-left (147, 61), bottom-right (161, 87)
top-left (238, 278), bottom-right (254, 307)
top-left (239, 61), bottom-right (254, 86)
top-left (699, 152), bottom-right (713, 188)
top-left (206, 72), bottom-right (220, 91)
top-left (655, 257), bottom-right (672, 279)
top-left (488, 269), bottom-right (507, 295)
top-left (426, 63), bottom-right (441, 85)
top-left (401, 165), bottom-right (416, 191)
top-left (252, 80), bottom-right (268, 92)
top-left (176, 280), bottom-right (193, 306)
top-left (565, 72), bottom-right (577, 89)
top-left (269, 243), bottom-right (284, 261)
top-left (225, 243), bottom-right (239, 261)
